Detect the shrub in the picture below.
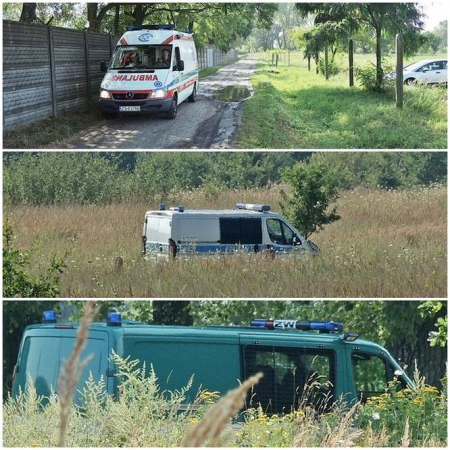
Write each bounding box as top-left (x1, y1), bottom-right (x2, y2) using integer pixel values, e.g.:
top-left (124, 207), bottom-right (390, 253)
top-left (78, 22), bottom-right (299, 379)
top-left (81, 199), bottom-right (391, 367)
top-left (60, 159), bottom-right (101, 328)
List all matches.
top-left (355, 61), bottom-right (395, 92)
top-left (317, 58), bottom-right (341, 77)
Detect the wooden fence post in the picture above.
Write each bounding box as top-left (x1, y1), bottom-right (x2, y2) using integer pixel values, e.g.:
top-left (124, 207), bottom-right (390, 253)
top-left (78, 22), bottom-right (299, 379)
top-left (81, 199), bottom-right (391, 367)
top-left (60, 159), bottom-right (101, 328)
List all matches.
top-left (84, 31), bottom-right (92, 109)
top-left (349, 39), bottom-right (354, 87)
top-left (324, 46), bottom-right (329, 79)
top-left (47, 26), bottom-right (58, 117)
top-left (396, 33), bottom-right (403, 109)
top-left (307, 55), bottom-right (311, 71)
top-left (275, 53), bottom-right (278, 67)
top-left (315, 53), bottom-right (319, 74)
top-left (272, 53), bottom-right (274, 66)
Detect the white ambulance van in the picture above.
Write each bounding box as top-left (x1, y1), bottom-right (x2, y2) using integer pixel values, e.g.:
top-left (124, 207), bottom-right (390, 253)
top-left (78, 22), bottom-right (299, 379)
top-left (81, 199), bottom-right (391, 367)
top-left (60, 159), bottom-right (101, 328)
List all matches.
top-left (142, 203), bottom-right (320, 260)
top-left (99, 24), bottom-right (198, 119)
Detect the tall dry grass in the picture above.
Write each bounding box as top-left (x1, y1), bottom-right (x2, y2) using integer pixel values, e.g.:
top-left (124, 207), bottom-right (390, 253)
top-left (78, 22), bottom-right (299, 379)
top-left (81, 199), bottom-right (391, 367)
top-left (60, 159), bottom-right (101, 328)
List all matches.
top-left (4, 185), bottom-right (446, 298)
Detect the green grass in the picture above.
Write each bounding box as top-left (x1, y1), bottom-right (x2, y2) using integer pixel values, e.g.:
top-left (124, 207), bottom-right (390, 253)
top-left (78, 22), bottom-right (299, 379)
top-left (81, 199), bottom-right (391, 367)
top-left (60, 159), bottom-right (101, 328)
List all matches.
top-left (3, 107), bottom-right (106, 149)
top-left (237, 53), bottom-right (447, 149)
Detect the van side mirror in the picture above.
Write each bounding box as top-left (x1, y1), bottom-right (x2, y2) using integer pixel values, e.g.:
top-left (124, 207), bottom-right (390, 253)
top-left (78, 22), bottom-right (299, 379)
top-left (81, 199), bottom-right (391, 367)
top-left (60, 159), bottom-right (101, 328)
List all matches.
top-left (177, 60), bottom-right (185, 72)
top-left (293, 236), bottom-right (301, 246)
top-left (100, 61), bottom-right (108, 73)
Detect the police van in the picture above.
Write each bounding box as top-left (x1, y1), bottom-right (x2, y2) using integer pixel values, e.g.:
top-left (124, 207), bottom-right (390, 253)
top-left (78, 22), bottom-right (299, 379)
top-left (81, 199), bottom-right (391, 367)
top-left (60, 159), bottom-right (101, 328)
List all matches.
top-left (99, 24), bottom-right (198, 119)
top-left (142, 203), bottom-right (320, 259)
top-left (12, 311), bottom-right (413, 414)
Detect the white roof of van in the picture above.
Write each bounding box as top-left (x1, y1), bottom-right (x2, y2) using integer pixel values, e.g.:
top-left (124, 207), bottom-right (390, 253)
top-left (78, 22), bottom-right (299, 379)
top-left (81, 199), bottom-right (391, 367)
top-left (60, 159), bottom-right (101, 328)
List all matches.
top-left (145, 209), bottom-right (278, 217)
top-left (118, 29), bottom-right (194, 46)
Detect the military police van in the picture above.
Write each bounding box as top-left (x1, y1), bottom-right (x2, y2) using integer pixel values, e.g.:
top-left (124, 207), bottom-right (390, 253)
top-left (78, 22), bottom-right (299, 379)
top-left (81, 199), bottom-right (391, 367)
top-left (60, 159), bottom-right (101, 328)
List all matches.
top-left (142, 203), bottom-right (320, 260)
top-left (99, 24), bottom-right (198, 119)
top-left (12, 311), bottom-right (412, 414)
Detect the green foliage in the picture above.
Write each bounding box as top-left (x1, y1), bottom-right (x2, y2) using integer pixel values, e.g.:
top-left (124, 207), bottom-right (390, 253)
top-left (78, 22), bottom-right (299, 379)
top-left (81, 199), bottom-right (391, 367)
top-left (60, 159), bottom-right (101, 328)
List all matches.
top-left (355, 61), bottom-right (394, 92)
top-left (418, 302), bottom-right (448, 347)
top-left (3, 153), bottom-right (130, 205)
top-left (281, 160), bottom-right (341, 238)
top-left (3, 224), bottom-right (65, 297)
top-left (317, 58), bottom-right (341, 76)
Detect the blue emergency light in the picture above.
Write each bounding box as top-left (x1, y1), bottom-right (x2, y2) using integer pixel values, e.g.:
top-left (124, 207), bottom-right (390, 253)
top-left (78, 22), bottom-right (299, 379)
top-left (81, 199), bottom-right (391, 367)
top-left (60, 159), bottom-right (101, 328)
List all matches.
top-left (42, 310), bottom-right (57, 323)
top-left (250, 319), bottom-right (344, 333)
top-left (159, 204), bottom-right (166, 211)
top-left (126, 24), bottom-right (176, 31)
top-left (107, 312), bottom-right (122, 326)
top-left (169, 206), bottom-right (184, 212)
top-left (236, 203), bottom-right (270, 212)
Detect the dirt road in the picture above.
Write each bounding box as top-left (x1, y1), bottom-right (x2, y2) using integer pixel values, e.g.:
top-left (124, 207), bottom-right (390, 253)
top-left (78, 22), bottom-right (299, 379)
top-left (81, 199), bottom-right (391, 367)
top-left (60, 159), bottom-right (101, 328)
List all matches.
top-left (64, 57), bottom-right (257, 150)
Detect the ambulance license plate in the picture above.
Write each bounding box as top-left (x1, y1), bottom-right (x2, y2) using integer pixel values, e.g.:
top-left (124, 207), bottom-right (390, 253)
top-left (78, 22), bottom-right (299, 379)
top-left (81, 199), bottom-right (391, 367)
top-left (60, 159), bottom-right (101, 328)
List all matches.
top-left (119, 106), bottom-right (141, 112)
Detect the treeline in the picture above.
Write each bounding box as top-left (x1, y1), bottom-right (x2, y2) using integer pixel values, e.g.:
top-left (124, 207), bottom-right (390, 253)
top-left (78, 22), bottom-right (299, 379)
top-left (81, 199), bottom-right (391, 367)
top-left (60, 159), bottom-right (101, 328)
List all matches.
top-left (3, 152), bottom-right (446, 206)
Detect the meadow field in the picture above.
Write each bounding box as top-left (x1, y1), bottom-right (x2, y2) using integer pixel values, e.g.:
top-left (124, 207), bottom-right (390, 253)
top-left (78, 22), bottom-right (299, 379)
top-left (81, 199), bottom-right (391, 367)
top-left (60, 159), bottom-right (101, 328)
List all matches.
top-left (237, 52), bottom-right (447, 149)
top-left (4, 185), bottom-right (446, 298)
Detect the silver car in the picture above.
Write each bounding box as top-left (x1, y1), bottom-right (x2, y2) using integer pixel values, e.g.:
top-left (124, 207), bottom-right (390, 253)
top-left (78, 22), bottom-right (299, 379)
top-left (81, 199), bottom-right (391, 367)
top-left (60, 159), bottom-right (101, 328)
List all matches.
top-left (387, 59), bottom-right (447, 85)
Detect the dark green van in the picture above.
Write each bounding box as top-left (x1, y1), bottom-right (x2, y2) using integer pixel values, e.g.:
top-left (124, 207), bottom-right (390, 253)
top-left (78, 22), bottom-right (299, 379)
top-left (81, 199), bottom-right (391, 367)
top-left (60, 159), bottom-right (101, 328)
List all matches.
top-left (12, 313), bottom-right (413, 413)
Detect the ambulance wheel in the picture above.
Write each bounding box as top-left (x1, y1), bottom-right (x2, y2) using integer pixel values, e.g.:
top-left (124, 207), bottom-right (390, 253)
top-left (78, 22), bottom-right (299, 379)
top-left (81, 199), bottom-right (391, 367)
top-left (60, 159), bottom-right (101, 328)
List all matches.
top-left (188, 84), bottom-right (197, 102)
top-left (103, 111), bottom-right (118, 119)
top-left (166, 95), bottom-right (178, 119)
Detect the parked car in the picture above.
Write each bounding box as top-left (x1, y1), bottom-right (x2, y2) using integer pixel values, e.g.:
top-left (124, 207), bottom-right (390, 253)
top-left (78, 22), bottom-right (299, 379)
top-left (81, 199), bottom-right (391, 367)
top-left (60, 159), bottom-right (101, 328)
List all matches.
top-left (386, 59), bottom-right (448, 85)
top-left (99, 24), bottom-right (198, 119)
top-left (142, 203), bottom-right (320, 260)
top-left (12, 312), bottom-right (413, 414)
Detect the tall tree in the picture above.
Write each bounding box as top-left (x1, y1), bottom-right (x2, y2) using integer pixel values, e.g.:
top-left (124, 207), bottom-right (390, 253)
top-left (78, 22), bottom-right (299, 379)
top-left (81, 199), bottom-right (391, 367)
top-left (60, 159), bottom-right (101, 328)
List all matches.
top-left (296, 3), bottom-right (424, 90)
top-left (19, 3), bottom-right (37, 22)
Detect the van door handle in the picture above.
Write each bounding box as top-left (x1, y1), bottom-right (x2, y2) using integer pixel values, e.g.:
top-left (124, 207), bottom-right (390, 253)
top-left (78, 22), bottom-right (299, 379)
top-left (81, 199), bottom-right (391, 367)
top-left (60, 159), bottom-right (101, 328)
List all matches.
top-left (436, 71), bottom-right (441, 74)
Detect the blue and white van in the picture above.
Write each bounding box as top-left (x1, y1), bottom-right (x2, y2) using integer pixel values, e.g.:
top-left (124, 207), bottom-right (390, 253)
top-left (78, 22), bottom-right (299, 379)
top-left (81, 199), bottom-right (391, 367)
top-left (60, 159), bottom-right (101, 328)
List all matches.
top-left (142, 203), bottom-right (320, 260)
top-left (99, 24), bottom-right (198, 119)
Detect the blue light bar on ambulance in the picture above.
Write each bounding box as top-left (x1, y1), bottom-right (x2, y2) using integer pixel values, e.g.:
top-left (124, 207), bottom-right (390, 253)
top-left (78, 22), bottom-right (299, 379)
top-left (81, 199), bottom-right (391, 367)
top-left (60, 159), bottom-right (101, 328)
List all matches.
top-left (250, 319), bottom-right (344, 333)
top-left (126, 24), bottom-right (176, 31)
top-left (236, 203), bottom-right (270, 212)
top-left (42, 310), bottom-right (57, 323)
top-left (159, 204), bottom-right (166, 211)
top-left (107, 312), bottom-right (122, 326)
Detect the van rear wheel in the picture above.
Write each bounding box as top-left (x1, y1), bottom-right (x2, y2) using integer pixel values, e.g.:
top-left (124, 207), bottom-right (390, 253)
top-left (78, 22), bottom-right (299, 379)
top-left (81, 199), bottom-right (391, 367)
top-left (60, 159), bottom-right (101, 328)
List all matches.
top-left (188, 84), bottom-right (197, 102)
top-left (166, 95), bottom-right (178, 119)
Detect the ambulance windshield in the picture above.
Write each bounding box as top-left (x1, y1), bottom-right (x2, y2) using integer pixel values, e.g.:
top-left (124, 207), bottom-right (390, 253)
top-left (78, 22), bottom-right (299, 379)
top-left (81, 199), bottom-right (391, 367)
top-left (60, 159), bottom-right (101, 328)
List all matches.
top-left (110, 45), bottom-right (172, 70)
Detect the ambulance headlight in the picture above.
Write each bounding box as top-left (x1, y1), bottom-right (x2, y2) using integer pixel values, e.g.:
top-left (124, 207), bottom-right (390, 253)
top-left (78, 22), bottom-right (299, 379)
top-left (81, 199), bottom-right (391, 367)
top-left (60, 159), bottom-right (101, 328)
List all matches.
top-left (100, 89), bottom-right (111, 99)
top-left (150, 89), bottom-right (166, 99)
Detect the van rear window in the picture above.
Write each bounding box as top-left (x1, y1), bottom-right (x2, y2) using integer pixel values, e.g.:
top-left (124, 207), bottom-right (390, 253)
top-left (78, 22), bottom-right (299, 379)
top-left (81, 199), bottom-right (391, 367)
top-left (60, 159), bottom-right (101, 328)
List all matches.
top-left (242, 345), bottom-right (335, 414)
top-left (220, 218), bottom-right (262, 245)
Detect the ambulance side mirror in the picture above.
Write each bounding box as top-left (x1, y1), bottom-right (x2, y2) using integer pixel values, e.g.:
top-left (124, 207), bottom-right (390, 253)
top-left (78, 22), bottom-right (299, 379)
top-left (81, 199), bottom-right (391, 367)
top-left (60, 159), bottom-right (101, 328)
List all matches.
top-left (177, 60), bottom-right (185, 72)
top-left (100, 61), bottom-right (108, 73)
top-left (293, 236), bottom-right (301, 246)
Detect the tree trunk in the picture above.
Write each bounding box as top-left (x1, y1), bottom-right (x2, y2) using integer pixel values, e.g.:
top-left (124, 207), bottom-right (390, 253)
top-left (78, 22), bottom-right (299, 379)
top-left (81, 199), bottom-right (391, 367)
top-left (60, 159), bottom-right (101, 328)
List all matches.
top-left (133, 4), bottom-right (145, 25)
top-left (387, 311), bottom-right (447, 388)
top-left (315, 53), bottom-right (319, 74)
top-left (152, 301), bottom-right (193, 326)
top-left (87, 3), bottom-right (99, 32)
top-left (375, 26), bottom-right (383, 90)
top-left (19, 3), bottom-right (37, 22)
top-left (114, 4), bottom-right (120, 35)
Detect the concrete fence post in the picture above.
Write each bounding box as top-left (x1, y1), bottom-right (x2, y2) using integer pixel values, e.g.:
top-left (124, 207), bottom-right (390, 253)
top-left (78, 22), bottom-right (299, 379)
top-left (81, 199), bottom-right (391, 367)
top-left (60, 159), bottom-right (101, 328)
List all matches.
top-left (47, 26), bottom-right (58, 117)
top-left (396, 33), bottom-right (404, 109)
top-left (84, 31), bottom-right (92, 108)
top-left (349, 39), bottom-right (354, 87)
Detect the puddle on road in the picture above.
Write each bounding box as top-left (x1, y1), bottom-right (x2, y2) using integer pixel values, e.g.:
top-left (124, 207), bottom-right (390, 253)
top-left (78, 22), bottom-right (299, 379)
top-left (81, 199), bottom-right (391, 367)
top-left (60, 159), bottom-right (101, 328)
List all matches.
top-left (213, 86), bottom-right (251, 102)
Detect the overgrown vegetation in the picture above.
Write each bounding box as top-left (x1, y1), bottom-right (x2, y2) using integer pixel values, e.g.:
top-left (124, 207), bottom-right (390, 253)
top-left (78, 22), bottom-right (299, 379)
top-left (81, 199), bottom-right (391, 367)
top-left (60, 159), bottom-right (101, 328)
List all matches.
top-left (3, 353), bottom-right (447, 447)
top-left (237, 55), bottom-right (447, 149)
top-left (3, 184), bottom-right (446, 298)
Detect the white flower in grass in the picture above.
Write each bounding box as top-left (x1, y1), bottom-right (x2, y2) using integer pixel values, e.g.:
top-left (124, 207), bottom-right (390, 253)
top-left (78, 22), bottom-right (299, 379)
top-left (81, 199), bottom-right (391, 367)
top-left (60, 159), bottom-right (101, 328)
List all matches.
top-left (372, 412), bottom-right (380, 420)
top-left (394, 369), bottom-right (403, 376)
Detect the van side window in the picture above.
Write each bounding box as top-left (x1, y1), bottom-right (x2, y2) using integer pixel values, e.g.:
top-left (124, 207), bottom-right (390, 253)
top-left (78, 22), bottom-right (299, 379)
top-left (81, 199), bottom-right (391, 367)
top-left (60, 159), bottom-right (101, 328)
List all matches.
top-left (242, 345), bottom-right (335, 414)
top-left (352, 352), bottom-right (390, 402)
top-left (174, 47), bottom-right (181, 70)
top-left (266, 219), bottom-right (296, 246)
top-left (220, 218), bottom-right (262, 245)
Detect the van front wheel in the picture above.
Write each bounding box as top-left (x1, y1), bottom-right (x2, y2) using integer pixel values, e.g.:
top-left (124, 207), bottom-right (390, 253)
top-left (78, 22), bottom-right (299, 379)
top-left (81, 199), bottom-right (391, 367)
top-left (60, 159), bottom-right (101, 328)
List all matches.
top-left (188, 84), bottom-right (197, 102)
top-left (166, 95), bottom-right (178, 119)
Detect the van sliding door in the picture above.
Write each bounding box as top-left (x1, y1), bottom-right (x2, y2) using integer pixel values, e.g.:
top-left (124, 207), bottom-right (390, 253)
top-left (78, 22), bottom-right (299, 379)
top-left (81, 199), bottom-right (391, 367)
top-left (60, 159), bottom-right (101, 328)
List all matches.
top-left (241, 344), bottom-right (335, 414)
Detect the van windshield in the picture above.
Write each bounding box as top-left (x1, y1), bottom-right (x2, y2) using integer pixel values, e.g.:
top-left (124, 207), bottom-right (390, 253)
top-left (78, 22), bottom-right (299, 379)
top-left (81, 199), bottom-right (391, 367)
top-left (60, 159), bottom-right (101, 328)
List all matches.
top-left (110, 45), bottom-right (172, 70)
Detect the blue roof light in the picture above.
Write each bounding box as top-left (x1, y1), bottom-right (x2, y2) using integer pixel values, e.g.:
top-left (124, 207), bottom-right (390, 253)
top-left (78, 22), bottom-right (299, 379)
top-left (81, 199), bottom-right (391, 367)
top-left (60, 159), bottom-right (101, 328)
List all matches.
top-left (42, 310), bottom-right (57, 323)
top-left (236, 203), bottom-right (270, 212)
top-left (159, 203), bottom-right (166, 211)
top-left (178, 206), bottom-right (184, 213)
top-left (107, 312), bottom-right (122, 326)
top-left (250, 319), bottom-right (343, 333)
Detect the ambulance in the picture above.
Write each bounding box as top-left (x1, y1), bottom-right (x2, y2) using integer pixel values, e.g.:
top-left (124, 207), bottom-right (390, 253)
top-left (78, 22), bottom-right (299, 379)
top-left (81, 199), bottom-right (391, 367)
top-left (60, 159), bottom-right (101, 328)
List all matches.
top-left (12, 312), bottom-right (413, 412)
top-left (99, 24), bottom-right (198, 119)
top-left (142, 203), bottom-right (320, 259)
